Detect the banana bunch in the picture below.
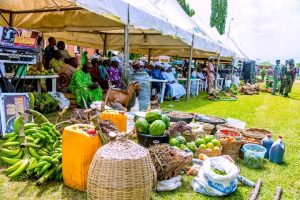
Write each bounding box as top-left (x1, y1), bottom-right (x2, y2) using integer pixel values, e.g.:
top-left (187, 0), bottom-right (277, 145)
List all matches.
top-left (1, 118), bottom-right (63, 185)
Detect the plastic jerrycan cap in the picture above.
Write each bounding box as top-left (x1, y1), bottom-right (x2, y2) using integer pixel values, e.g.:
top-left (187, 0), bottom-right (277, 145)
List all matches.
top-left (87, 129), bottom-right (97, 135)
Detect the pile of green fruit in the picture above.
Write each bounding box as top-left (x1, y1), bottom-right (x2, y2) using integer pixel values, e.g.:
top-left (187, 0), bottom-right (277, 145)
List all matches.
top-left (169, 135), bottom-right (221, 153)
top-left (195, 135), bottom-right (221, 151)
top-left (135, 110), bottom-right (170, 136)
top-left (29, 92), bottom-right (60, 115)
top-left (169, 136), bottom-right (196, 153)
top-left (0, 110), bottom-right (62, 185)
top-left (27, 65), bottom-right (56, 76)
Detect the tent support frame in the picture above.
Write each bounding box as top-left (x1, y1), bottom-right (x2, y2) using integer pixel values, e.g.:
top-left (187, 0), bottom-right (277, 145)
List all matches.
top-left (102, 33), bottom-right (107, 56)
top-left (0, 12), bottom-right (9, 25)
top-left (215, 53), bottom-right (221, 89)
top-left (186, 34), bottom-right (194, 101)
top-left (123, 4), bottom-right (130, 85)
top-left (148, 49), bottom-right (151, 63)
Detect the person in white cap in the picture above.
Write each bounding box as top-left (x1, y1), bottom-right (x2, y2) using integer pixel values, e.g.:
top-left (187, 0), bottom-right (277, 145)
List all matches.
top-left (151, 62), bottom-right (164, 95)
top-left (207, 57), bottom-right (216, 97)
top-left (162, 64), bottom-right (186, 101)
top-left (108, 57), bottom-right (122, 88)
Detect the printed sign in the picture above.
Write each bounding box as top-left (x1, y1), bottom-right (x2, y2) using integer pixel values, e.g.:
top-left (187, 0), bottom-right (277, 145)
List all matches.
top-left (0, 93), bottom-right (29, 137)
top-left (0, 26), bottom-right (38, 50)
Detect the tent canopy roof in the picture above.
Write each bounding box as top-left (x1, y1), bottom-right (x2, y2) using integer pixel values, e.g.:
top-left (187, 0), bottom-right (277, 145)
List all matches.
top-left (0, 0), bottom-right (231, 60)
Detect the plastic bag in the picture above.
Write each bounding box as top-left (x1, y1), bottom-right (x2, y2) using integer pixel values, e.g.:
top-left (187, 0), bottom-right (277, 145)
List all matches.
top-left (48, 92), bottom-right (70, 109)
top-left (130, 98), bottom-right (139, 112)
top-left (156, 176), bottom-right (182, 192)
top-left (226, 118), bottom-right (246, 130)
top-left (192, 156), bottom-right (239, 196)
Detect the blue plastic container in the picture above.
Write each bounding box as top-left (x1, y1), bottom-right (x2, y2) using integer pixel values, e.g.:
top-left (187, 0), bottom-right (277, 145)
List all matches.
top-left (269, 136), bottom-right (285, 164)
top-left (242, 144), bottom-right (266, 168)
top-left (261, 134), bottom-right (273, 159)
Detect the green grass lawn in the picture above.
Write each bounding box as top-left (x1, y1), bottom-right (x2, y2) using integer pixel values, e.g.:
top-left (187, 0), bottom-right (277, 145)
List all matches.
top-left (1, 81), bottom-right (300, 200)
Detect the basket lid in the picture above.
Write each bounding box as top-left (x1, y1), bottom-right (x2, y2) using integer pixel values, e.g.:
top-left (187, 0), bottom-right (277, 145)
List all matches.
top-left (97, 138), bottom-right (149, 160)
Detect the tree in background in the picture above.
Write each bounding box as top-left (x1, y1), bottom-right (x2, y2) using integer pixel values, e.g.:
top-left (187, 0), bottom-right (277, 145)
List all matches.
top-left (177, 0), bottom-right (195, 17)
top-left (210, 0), bottom-right (228, 35)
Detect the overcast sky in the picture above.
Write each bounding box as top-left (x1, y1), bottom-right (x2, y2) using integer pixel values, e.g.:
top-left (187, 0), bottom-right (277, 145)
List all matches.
top-left (187, 0), bottom-right (300, 63)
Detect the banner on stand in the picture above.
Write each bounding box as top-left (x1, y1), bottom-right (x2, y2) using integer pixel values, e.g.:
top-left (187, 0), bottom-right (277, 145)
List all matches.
top-left (0, 26), bottom-right (38, 50)
top-left (0, 93), bottom-right (29, 137)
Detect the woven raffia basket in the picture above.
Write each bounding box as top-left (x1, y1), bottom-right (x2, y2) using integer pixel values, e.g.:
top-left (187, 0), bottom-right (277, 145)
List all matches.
top-left (220, 138), bottom-right (243, 161)
top-left (87, 137), bottom-right (156, 200)
top-left (243, 128), bottom-right (271, 140)
top-left (195, 147), bottom-right (222, 158)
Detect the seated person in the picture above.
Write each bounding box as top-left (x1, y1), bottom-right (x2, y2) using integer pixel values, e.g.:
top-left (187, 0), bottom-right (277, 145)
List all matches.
top-left (57, 57), bottom-right (78, 92)
top-left (232, 73), bottom-right (240, 86)
top-left (99, 57), bottom-right (110, 90)
top-left (90, 58), bottom-right (102, 85)
top-left (69, 62), bottom-right (102, 108)
top-left (224, 75), bottom-right (232, 90)
top-left (57, 41), bottom-right (70, 60)
top-left (197, 68), bottom-right (207, 88)
top-left (108, 57), bottom-right (122, 88)
top-left (49, 50), bottom-right (65, 73)
top-left (190, 66), bottom-right (197, 96)
top-left (162, 64), bottom-right (186, 101)
top-left (151, 62), bottom-right (164, 94)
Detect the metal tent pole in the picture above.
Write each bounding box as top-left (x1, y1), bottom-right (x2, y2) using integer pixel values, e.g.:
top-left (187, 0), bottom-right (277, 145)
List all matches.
top-left (186, 34), bottom-right (195, 101)
top-left (215, 52), bottom-right (221, 89)
top-left (148, 49), bottom-right (151, 63)
top-left (123, 4), bottom-right (130, 85)
top-left (103, 33), bottom-right (107, 57)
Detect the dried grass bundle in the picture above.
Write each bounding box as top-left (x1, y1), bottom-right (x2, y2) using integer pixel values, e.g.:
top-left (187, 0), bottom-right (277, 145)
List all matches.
top-left (148, 144), bottom-right (193, 181)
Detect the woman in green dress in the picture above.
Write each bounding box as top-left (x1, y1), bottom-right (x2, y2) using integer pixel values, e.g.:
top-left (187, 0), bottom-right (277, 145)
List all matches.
top-left (69, 62), bottom-right (102, 108)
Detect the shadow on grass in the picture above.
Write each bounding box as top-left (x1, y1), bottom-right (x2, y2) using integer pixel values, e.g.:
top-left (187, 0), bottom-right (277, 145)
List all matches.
top-left (61, 184), bottom-right (87, 200)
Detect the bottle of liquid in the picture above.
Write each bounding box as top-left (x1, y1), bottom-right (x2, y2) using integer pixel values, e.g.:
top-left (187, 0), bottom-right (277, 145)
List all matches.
top-left (269, 136), bottom-right (285, 164)
top-left (261, 134), bottom-right (273, 159)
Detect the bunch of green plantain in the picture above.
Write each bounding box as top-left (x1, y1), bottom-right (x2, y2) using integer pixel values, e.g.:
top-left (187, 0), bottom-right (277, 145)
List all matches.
top-left (1, 118), bottom-right (62, 185)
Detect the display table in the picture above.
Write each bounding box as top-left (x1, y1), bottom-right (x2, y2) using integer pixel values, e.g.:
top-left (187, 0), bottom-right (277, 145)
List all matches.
top-left (9, 75), bottom-right (59, 93)
top-left (149, 79), bottom-right (168, 103)
top-left (177, 78), bottom-right (201, 95)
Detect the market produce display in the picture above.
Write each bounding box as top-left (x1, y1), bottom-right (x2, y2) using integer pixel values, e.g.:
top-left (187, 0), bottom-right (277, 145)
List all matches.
top-left (166, 121), bottom-right (192, 137)
top-left (169, 133), bottom-right (221, 157)
top-left (135, 110), bottom-right (169, 136)
top-left (209, 90), bottom-right (237, 101)
top-left (167, 111), bottom-right (194, 119)
top-left (27, 64), bottom-right (56, 76)
top-left (30, 92), bottom-right (60, 114)
top-left (0, 112), bottom-right (62, 185)
top-left (239, 83), bottom-right (260, 95)
top-left (167, 111), bottom-right (194, 123)
top-left (148, 144), bottom-right (192, 181)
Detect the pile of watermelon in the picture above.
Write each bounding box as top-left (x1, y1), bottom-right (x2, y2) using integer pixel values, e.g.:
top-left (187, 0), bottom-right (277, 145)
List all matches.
top-left (135, 110), bottom-right (170, 136)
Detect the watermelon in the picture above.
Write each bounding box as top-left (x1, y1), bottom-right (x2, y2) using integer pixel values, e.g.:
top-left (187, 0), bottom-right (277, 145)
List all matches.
top-left (149, 120), bottom-right (166, 136)
top-left (135, 118), bottom-right (149, 134)
top-left (145, 110), bottom-right (162, 124)
top-left (175, 136), bottom-right (186, 144)
top-left (161, 114), bottom-right (170, 128)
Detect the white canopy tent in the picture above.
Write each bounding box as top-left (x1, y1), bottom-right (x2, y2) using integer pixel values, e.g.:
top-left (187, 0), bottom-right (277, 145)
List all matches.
top-left (192, 14), bottom-right (249, 60)
top-left (0, 0), bottom-right (232, 99)
top-left (0, 0), bottom-right (226, 59)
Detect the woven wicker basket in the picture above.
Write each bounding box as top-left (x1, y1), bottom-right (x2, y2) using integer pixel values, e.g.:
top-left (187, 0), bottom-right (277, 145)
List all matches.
top-left (243, 128), bottom-right (271, 140)
top-left (195, 147), bottom-right (222, 158)
top-left (220, 139), bottom-right (243, 161)
top-left (87, 138), bottom-right (156, 200)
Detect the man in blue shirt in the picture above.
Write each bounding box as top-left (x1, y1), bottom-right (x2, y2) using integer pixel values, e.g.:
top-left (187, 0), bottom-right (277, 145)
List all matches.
top-left (272, 59), bottom-right (281, 95)
top-left (151, 62), bottom-right (164, 94)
